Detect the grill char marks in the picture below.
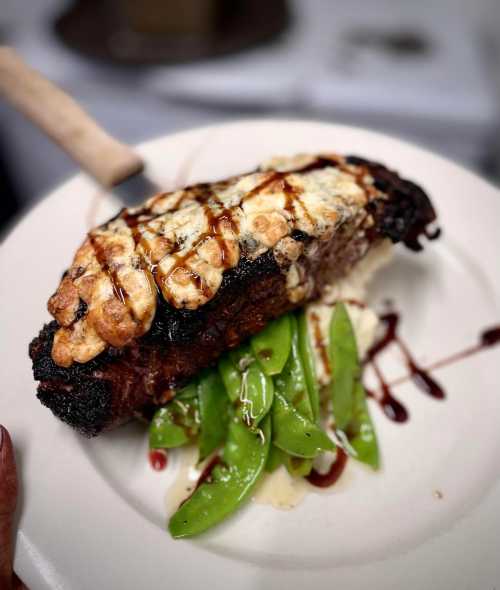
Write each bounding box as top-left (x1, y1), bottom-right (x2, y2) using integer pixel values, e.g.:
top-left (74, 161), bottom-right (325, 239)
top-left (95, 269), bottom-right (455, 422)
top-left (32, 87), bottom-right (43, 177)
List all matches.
top-left (29, 155), bottom-right (438, 436)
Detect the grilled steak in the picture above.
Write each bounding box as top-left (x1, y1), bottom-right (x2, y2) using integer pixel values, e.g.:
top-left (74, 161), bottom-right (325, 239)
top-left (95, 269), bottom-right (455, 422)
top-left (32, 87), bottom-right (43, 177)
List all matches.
top-left (29, 154), bottom-right (437, 436)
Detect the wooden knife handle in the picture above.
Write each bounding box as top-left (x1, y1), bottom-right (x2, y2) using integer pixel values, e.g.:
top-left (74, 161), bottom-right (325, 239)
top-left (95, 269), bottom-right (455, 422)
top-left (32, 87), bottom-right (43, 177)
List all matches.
top-left (0, 47), bottom-right (144, 187)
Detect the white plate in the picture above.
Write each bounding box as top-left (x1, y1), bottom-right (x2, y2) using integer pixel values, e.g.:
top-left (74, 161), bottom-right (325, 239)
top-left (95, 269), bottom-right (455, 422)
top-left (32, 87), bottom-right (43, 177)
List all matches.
top-left (1, 120), bottom-right (499, 589)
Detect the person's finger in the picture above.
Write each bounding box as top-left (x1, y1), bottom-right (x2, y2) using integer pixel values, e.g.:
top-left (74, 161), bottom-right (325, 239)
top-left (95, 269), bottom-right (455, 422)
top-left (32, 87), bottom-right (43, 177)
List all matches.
top-left (0, 424), bottom-right (18, 590)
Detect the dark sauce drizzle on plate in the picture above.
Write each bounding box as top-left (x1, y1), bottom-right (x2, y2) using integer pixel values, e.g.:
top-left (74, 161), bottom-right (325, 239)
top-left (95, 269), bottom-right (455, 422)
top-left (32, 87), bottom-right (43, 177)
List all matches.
top-left (179, 455), bottom-right (222, 506)
top-left (306, 447), bottom-right (348, 488)
top-left (364, 309), bottom-right (500, 423)
top-left (149, 449), bottom-right (168, 471)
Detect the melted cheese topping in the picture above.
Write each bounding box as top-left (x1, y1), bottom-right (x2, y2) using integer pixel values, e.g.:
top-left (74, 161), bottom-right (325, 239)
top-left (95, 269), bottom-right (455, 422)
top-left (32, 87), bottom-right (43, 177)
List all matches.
top-left (49, 153), bottom-right (385, 366)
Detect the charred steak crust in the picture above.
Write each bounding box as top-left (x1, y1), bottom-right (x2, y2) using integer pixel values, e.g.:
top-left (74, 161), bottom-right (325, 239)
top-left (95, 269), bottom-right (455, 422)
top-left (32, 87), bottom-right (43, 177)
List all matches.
top-left (31, 251), bottom-right (288, 436)
top-left (346, 156), bottom-right (438, 251)
top-left (30, 157), bottom-right (437, 436)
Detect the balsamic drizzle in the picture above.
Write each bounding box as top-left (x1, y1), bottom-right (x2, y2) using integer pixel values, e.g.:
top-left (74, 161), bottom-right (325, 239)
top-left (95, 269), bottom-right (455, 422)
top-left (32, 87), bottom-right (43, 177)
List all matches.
top-left (366, 364), bottom-right (409, 423)
top-left (179, 455), bottom-right (223, 507)
top-left (387, 324), bottom-right (500, 389)
top-left (148, 449), bottom-right (168, 471)
top-left (365, 309), bottom-right (500, 423)
top-left (306, 447), bottom-right (348, 488)
top-left (121, 168), bottom-right (320, 304)
top-left (88, 233), bottom-right (133, 314)
top-left (91, 156), bottom-right (375, 310)
top-left (310, 311), bottom-right (331, 376)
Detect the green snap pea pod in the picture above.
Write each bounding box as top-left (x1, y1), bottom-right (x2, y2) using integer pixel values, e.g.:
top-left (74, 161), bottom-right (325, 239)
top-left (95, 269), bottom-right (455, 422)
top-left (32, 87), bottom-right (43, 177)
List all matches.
top-left (198, 370), bottom-right (229, 461)
top-left (176, 382), bottom-right (198, 400)
top-left (274, 316), bottom-right (318, 472)
top-left (218, 355), bottom-right (241, 402)
top-left (149, 396), bottom-right (200, 449)
top-left (329, 302), bottom-right (360, 431)
top-left (225, 344), bottom-right (274, 427)
top-left (297, 311), bottom-right (321, 423)
top-left (328, 302), bottom-right (379, 467)
top-left (169, 415), bottom-right (271, 538)
top-left (251, 315), bottom-right (292, 375)
top-left (267, 443), bottom-right (313, 478)
top-left (347, 382), bottom-right (380, 469)
top-left (274, 315), bottom-right (313, 420)
top-left (266, 438), bottom-right (314, 478)
top-left (271, 392), bottom-right (335, 458)
top-left (265, 445), bottom-right (286, 473)
top-left (239, 363), bottom-right (274, 427)
top-left (229, 344), bottom-right (253, 371)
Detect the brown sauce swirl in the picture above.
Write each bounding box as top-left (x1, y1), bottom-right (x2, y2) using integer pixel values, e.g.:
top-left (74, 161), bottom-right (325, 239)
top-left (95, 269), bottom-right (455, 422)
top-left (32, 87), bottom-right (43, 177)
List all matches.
top-left (306, 447), bottom-right (348, 488)
top-left (179, 454), bottom-right (223, 507)
top-left (120, 210), bottom-right (161, 295)
top-left (310, 311), bottom-right (331, 376)
top-left (365, 307), bottom-right (500, 423)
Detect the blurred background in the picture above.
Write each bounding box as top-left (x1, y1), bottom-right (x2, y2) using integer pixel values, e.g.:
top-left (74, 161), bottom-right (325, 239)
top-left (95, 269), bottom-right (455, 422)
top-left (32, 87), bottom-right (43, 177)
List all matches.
top-left (1, 0), bottom-right (500, 233)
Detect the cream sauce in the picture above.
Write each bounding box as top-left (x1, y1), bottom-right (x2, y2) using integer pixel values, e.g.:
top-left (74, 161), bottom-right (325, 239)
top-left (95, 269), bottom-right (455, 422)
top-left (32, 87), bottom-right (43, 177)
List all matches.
top-left (252, 466), bottom-right (310, 510)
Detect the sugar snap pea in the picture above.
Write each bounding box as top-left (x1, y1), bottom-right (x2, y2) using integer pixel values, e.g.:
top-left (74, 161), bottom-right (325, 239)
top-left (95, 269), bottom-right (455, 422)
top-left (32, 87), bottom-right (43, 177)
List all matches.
top-left (198, 370), bottom-right (229, 461)
top-left (297, 311), bottom-right (320, 423)
top-left (329, 302), bottom-right (360, 430)
top-left (265, 445), bottom-right (286, 473)
top-left (223, 344), bottom-right (274, 427)
top-left (149, 396), bottom-right (200, 449)
top-left (285, 456), bottom-right (313, 477)
top-left (272, 392), bottom-right (335, 458)
top-left (274, 315), bottom-right (313, 420)
top-left (251, 315), bottom-right (292, 375)
top-left (239, 362), bottom-right (274, 427)
top-left (274, 314), bottom-right (319, 473)
top-left (347, 382), bottom-right (380, 469)
top-left (329, 303), bottom-right (379, 467)
top-left (169, 415), bottom-right (271, 538)
top-left (218, 356), bottom-right (241, 402)
top-left (176, 382), bottom-right (198, 400)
